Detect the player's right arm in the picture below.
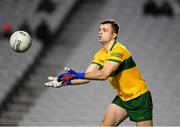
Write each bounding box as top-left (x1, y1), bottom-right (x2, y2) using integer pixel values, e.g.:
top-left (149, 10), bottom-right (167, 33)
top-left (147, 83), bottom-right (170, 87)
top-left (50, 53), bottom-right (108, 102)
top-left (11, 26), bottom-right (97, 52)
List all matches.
top-left (44, 63), bottom-right (100, 87)
top-left (70, 63), bottom-right (100, 85)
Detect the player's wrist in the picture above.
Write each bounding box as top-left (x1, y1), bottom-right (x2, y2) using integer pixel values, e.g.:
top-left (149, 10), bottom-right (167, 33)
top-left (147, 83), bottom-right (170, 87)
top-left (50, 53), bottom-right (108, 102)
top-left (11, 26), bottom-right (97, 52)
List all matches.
top-left (65, 80), bottom-right (72, 85)
top-left (77, 72), bottom-right (85, 79)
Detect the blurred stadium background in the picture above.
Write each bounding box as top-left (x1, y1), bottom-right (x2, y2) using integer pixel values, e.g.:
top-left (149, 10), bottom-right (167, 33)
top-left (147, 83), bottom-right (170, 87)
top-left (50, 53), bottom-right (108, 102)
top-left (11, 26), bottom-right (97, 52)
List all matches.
top-left (0, 0), bottom-right (180, 126)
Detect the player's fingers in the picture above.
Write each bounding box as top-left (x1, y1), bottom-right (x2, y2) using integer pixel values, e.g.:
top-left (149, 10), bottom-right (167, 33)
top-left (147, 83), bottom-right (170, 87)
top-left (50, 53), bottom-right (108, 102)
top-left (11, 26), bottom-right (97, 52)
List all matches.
top-left (48, 76), bottom-right (56, 81)
top-left (64, 67), bottom-right (70, 72)
top-left (44, 80), bottom-right (62, 88)
top-left (53, 80), bottom-right (63, 88)
top-left (44, 81), bottom-right (54, 87)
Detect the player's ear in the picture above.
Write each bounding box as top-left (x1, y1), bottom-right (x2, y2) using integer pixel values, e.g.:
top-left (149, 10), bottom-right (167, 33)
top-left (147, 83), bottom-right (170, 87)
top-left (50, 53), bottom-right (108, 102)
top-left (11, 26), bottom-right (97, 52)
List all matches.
top-left (112, 33), bottom-right (117, 39)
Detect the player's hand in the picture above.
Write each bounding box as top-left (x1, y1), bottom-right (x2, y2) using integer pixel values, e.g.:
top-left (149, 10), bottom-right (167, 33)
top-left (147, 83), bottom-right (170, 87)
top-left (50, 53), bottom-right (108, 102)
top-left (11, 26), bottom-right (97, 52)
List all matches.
top-left (58, 67), bottom-right (85, 82)
top-left (44, 76), bottom-right (66, 88)
top-left (66, 68), bottom-right (85, 79)
top-left (57, 67), bottom-right (73, 82)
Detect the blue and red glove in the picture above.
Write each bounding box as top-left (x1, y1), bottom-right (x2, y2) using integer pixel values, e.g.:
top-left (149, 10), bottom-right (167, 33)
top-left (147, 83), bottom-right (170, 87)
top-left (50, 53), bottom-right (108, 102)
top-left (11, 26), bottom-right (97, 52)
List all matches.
top-left (57, 68), bottom-right (85, 83)
top-left (60, 74), bottom-right (75, 85)
top-left (66, 69), bottom-right (85, 79)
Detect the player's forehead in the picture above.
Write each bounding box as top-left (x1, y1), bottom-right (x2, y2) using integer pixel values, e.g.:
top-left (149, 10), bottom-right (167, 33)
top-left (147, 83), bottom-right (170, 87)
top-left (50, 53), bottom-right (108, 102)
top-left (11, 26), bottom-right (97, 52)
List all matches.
top-left (99, 23), bottom-right (112, 29)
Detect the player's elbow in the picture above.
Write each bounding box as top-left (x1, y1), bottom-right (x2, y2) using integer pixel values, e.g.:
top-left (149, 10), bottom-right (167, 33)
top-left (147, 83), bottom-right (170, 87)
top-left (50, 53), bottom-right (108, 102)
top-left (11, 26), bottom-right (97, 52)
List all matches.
top-left (99, 73), bottom-right (109, 80)
top-left (101, 75), bottom-right (108, 80)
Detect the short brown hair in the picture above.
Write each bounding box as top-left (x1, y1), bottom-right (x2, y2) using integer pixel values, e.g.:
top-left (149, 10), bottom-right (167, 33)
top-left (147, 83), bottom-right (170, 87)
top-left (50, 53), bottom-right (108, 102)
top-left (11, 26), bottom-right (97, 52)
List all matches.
top-left (100, 19), bottom-right (119, 34)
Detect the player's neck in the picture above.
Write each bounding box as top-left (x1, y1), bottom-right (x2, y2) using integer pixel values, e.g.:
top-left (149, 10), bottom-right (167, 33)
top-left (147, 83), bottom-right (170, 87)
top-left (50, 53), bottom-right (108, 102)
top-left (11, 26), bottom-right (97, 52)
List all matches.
top-left (104, 39), bottom-right (116, 52)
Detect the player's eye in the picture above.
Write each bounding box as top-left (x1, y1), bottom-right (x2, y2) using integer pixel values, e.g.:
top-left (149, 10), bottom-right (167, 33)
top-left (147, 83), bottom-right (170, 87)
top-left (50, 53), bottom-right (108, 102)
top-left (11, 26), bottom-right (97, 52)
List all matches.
top-left (103, 28), bottom-right (108, 32)
top-left (99, 27), bottom-right (108, 33)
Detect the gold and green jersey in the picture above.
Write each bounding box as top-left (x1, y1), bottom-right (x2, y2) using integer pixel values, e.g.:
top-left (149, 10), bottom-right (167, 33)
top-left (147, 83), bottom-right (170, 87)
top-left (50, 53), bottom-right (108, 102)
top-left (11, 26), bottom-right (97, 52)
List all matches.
top-left (92, 41), bottom-right (149, 101)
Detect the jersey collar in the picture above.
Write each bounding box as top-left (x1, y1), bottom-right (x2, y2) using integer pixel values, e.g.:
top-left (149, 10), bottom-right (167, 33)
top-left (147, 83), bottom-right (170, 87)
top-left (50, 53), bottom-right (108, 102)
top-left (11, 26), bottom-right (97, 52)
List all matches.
top-left (110, 41), bottom-right (117, 51)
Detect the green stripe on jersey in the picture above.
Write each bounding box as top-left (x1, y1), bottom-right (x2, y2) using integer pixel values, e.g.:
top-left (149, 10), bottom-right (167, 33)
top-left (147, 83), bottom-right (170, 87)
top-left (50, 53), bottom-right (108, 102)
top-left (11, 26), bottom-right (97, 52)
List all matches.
top-left (111, 52), bottom-right (124, 58)
top-left (110, 56), bottom-right (136, 76)
top-left (110, 41), bottom-right (117, 51)
top-left (108, 59), bottom-right (122, 64)
top-left (92, 62), bottom-right (103, 69)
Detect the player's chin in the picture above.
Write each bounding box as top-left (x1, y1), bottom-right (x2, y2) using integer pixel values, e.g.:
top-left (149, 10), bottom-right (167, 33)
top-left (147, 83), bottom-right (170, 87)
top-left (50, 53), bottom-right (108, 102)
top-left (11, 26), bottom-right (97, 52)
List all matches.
top-left (98, 41), bottom-right (103, 45)
top-left (98, 38), bottom-right (103, 43)
top-left (99, 40), bottom-right (105, 45)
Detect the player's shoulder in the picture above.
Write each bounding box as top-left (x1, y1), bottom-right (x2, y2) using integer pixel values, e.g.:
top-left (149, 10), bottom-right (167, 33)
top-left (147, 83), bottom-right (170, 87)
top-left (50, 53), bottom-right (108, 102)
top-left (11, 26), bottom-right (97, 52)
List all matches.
top-left (112, 41), bottom-right (129, 52)
top-left (94, 47), bottom-right (105, 56)
top-left (92, 48), bottom-right (105, 63)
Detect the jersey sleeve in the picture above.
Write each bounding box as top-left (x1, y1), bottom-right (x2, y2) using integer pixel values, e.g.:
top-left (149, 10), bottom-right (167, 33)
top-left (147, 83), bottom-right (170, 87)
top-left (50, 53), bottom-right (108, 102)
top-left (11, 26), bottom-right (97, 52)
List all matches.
top-left (108, 49), bottom-right (126, 64)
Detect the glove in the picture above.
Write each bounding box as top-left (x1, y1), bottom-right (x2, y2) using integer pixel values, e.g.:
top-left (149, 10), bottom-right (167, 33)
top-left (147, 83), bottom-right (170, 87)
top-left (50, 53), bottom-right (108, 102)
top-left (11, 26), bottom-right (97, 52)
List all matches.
top-left (57, 72), bottom-right (75, 82)
top-left (67, 69), bottom-right (85, 79)
top-left (44, 76), bottom-right (72, 87)
top-left (56, 67), bottom-right (73, 82)
top-left (60, 74), bottom-right (74, 85)
top-left (44, 76), bottom-right (65, 88)
top-left (57, 68), bottom-right (85, 82)
top-left (44, 67), bottom-right (75, 87)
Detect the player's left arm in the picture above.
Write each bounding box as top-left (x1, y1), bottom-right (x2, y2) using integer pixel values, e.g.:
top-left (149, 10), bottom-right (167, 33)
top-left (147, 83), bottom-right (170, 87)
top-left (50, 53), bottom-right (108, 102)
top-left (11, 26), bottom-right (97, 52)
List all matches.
top-left (85, 61), bottom-right (120, 80)
top-left (70, 63), bottom-right (100, 85)
top-left (63, 61), bottom-right (120, 81)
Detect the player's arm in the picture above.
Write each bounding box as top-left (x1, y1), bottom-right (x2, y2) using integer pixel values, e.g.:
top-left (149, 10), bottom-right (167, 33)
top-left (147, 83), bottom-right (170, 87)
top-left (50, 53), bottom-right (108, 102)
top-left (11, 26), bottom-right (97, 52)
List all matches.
top-left (70, 63), bottom-right (100, 85)
top-left (44, 63), bottom-right (100, 87)
top-left (63, 61), bottom-right (120, 81)
top-left (85, 61), bottom-right (119, 80)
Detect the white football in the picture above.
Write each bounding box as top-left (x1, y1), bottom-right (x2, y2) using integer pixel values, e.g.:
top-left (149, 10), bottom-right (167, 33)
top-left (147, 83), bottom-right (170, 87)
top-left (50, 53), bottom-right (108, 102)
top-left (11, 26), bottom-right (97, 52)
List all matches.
top-left (10, 31), bottom-right (32, 53)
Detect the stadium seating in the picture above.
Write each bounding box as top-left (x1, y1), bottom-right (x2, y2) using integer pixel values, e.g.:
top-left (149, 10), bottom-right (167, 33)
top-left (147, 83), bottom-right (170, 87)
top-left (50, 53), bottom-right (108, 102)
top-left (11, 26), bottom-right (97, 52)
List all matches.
top-left (0, 38), bottom-right (42, 100)
top-left (0, 0), bottom-right (78, 118)
top-left (0, 0), bottom-right (42, 105)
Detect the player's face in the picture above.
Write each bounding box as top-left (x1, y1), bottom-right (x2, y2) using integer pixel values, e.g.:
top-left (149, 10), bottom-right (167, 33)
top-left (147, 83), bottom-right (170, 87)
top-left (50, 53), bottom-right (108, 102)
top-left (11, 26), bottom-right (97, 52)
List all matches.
top-left (98, 24), bottom-right (116, 44)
